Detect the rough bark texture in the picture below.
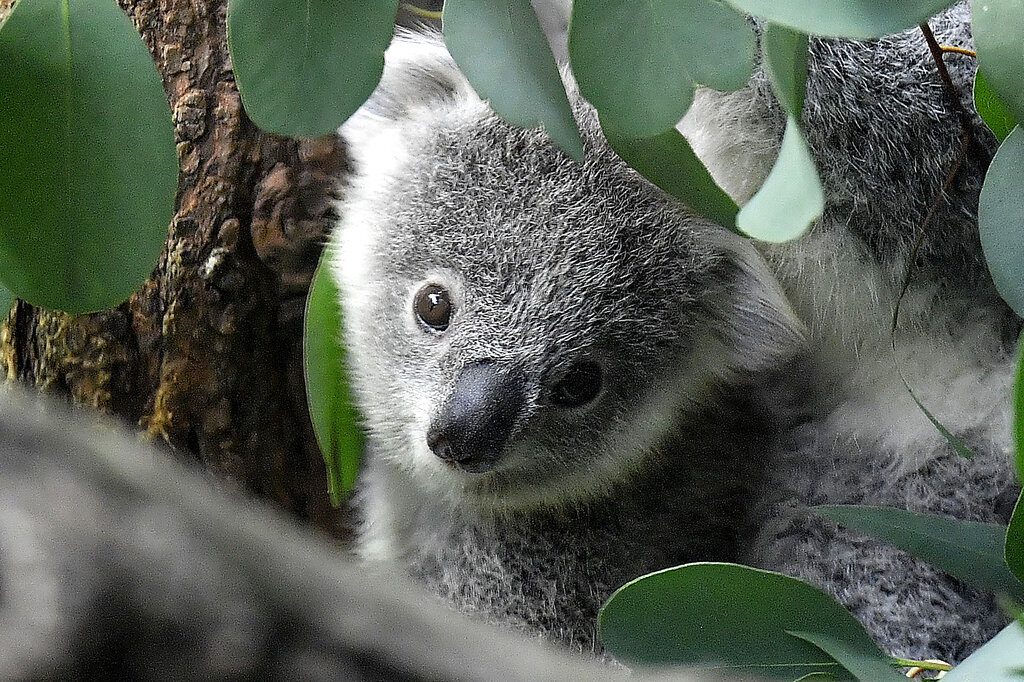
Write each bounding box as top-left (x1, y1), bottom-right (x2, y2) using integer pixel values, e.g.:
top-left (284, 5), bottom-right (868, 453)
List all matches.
top-left (0, 0), bottom-right (348, 535)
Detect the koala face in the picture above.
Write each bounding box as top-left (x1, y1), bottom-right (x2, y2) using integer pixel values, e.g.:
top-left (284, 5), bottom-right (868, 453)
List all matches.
top-left (333, 35), bottom-right (802, 510)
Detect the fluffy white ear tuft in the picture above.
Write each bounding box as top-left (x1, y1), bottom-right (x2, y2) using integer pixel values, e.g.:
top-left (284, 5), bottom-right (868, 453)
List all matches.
top-left (340, 31), bottom-right (478, 142)
top-left (712, 234), bottom-right (807, 374)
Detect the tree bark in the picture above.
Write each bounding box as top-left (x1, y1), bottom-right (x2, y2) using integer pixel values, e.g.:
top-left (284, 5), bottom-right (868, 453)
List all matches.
top-left (0, 0), bottom-right (348, 536)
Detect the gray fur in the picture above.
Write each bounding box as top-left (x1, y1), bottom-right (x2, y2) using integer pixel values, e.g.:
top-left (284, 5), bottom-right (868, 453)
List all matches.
top-left (333, 5), bottom-right (1020, 665)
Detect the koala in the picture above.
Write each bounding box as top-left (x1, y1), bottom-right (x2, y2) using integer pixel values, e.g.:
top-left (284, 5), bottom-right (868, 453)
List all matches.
top-left (332, 3), bottom-right (1020, 665)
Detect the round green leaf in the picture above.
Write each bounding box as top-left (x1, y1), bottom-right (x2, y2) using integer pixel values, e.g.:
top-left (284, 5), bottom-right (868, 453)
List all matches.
top-left (737, 116), bottom-right (823, 243)
top-left (603, 125), bottom-right (739, 232)
top-left (443, 0), bottom-right (583, 160)
top-left (304, 251), bottom-right (364, 506)
top-left (787, 631), bottom-right (904, 682)
top-left (943, 623), bottom-right (1024, 681)
top-left (975, 69), bottom-right (1018, 143)
top-left (227, 0), bottom-right (398, 138)
top-left (979, 126), bottom-right (1024, 318)
top-left (813, 505), bottom-right (1024, 599)
top-left (569, 0), bottom-right (754, 137)
top-left (972, 0), bottom-right (1024, 125)
top-left (723, 0), bottom-right (959, 39)
top-left (599, 562), bottom-right (890, 679)
top-left (0, 0), bottom-right (177, 313)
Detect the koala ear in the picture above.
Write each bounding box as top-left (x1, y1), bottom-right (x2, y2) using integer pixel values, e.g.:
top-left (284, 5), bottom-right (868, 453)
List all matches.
top-left (709, 234), bottom-right (806, 375)
top-left (340, 31), bottom-right (478, 141)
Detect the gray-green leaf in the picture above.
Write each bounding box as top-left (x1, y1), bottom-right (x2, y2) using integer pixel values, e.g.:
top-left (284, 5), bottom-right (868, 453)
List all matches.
top-left (943, 623), bottom-right (1024, 681)
top-left (972, 0), bottom-right (1024, 124)
top-left (569, 0), bottom-right (754, 137)
top-left (0, 0), bottom-right (177, 313)
top-left (304, 250), bottom-right (364, 506)
top-left (227, 0), bottom-right (398, 138)
top-left (979, 126), bottom-right (1024, 318)
top-left (813, 505), bottom-right (1024, 599)
top-left (723, 0), bottom-right (959, 39)
top-left (444, 0), bottom-right (583, 160)
top-left (604, 125), bottom-right (739, 232)
top-left (737, 116), bottom-right (823, 242)
top-left (599, 561), bottom-right (889, 679)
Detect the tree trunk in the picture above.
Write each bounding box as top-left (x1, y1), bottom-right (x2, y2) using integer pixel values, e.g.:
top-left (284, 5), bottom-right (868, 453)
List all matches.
top-left (0, 0), bottom-right (348, 536)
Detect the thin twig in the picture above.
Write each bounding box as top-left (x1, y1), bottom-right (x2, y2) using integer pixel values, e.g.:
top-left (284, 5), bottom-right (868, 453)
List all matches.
top-left (939, 45), bottom-right (977, 58)
top-left (919, 23), bottom-right (976, 133)
top-left (400, 3), bottom-right (442, 21)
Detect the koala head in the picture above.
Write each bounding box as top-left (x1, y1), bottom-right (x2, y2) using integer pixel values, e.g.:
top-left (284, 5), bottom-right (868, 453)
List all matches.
top-left (332, 33), bottom-right (803, 511)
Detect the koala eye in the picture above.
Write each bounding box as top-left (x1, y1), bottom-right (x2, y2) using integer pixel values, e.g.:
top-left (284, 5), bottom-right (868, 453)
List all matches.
top-left (550, 361), bottom-right (603, 409)
top-left (414, 284), bottom-right (452, 332)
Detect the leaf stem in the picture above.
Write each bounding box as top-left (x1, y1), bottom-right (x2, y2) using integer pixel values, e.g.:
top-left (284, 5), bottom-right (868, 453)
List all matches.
top-left (892, 657), bottom-right (953, 672)
top-left (939, 45), bottom-right (977, 58)
top-left (401, 3), bottom-right (442, 21)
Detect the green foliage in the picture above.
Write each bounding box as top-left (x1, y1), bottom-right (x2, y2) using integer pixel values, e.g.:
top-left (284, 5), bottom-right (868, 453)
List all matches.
top-left (942, 623), bottom-right (1024, 681)
top-left (442, 0), bottom-right (582, 160)
top-left (604, 127), bottom-right (739, 232)
top-left (569, 0), bottom-right (754, 138)
top-left (598, 562), bottom-right (894, 679)
top-left (0, 0), bottom-right (177, 313)
top-left (813, 505), bottom-right (1024, 599)
top-left (304, 252), bottom-right (364, 506)
top-left (1009, 496), bottom-right (1024, 584)
top-left (786, 631), bottom-right (903, 682)
top-left (227, 0), bottom-right (398, 139)
top-left (972, 0), bottom-right (1024, 124)
top-left (975, 70), bottom-right (1018, 143)
top-left (979, 126), bottom-right (1024, 319)
top-left (737, 24), bottom-right (821, 242)
top-left (722, 0), bottom-right (959, 39)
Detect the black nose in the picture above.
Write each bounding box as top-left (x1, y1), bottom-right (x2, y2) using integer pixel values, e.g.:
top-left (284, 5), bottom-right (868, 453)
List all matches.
top-left (427, 361), bottom-right (526, 472)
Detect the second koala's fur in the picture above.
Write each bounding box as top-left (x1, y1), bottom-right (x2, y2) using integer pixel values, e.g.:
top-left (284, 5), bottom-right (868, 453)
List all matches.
top-left (333, 5), bottom-right (1020, 664)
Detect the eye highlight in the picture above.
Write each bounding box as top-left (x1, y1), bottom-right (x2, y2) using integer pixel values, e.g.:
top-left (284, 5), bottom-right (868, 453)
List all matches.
top-left (549, 361), bottom-right (603, 408)
top-left (414, 284), bottom-right (452, 332)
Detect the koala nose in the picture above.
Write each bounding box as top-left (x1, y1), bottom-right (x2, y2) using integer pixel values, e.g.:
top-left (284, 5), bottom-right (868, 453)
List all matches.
top-left (427, 361), bottom-right (526, 472)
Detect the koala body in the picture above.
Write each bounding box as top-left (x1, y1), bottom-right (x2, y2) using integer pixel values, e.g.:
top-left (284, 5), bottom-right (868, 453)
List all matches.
top-left (333, 5), bottom-right (1019, 663)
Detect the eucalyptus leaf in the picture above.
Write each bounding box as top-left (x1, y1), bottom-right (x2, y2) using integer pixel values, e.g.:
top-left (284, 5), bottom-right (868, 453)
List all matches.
top-left (599, 561), bottom-right (889, 679)
top-left (227, 0), bottom-right (398, 138)
top-left (813, 505), bottom-right (1024, 599)
top-left (723, 0), bottom-right (959, 39)
top-left (787, 631), bottom-right (904, 681)
top-left (0, 0), bottom-right (177, 313)
top-left (1009, 495), bottom-right (1023, 584)
top-left (304, 251), bottom-right (364, 506)
top-left (569, 0), bottom-right (754, 137)
top-left (604, 125), bottom-right (739, 232)
top-left (443, 0), bottom-right (583, 160)
top-left (979, 126), bottom-right (1024, 318)
top-left (972, 0), bottom-right (1024, 124)
top-left (737, 117), bottom-right (823, 242)
top-left (763, 23), bottom-right (810, 116)
top-left (975, 69), bottom-right (1018, 143)
top-left (943, 623), bottom-right (1024, 681)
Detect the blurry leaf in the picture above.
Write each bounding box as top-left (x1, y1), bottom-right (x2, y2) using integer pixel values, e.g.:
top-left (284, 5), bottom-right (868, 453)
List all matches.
top-left (814, 505), bottom-right (1024, 599)
top-left (443, 0), bottom-right (583, 160)
top-left (943, 623), bottom-right (1024, 681)
top-left (787, 631), bottom-right (903, 681)
top-left (737, 116), bottom-right (823, 242)
top-left (227, 0), bottom-right (398, 138)
top-left (1009, 495), bottom-right (1023, 584)
top-left (0, 0), bottom-right (177, 313)
top-left (569, 0), bottom-right (754, 137)
top-left (0, 287), bottom-right (12, 319)
top-left (723, 0), bottom-right (959, 39)
top-left (1015, 333), bottom-right (1024, 481)
top-left (604, 126), bottom-right (739, 232)
top-left (979, 126), bottom-right (1024, 318)
top-left (763, 23), bottom-right (810, 116)
top-left (972, 0), bottom-right (1024, 124)
top-left (304, 251), bottom-right (364, 506)
top-left (599, 562), bottom-right (889, 679)
top-left (975, 69), bottom-right (1018, 143)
